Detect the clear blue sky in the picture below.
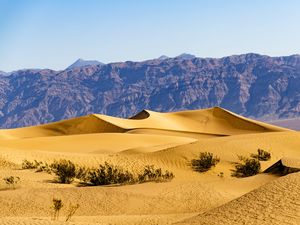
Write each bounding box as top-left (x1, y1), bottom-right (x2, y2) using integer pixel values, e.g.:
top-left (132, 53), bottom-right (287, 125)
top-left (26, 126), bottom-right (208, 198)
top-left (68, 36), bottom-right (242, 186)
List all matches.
top-left (0, 0), bottom-right (300, 72)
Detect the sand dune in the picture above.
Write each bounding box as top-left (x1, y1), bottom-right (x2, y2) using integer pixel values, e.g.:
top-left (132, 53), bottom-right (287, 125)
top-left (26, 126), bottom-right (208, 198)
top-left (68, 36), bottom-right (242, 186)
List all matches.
top-left (0, 107), bottom-right (298, 225)
top-left (0, 107), bottom-right (288, 140)
top-left (0, 133), bottom-right (196, 154)
top-left (177, 171), bottom-right (300, 225)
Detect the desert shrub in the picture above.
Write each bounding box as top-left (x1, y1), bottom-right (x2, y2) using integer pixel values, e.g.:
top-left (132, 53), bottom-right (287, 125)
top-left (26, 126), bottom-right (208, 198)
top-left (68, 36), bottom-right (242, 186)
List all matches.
top-left (0, 157), bottom-right (17, 169)
top-left (22, 159), bottom-right (38, 169)
top-left (52, 198), bottom-right (63, 220)
top-left (191, 152), bottom-right (220, 172)
top-left (75, 166), bottom-right (90, 182)
top-left (22, 159), bottom-right (52, 173)
top-left (233, 157), bottom-right (261, 177)
top-left (86, 162), bottom-right (134, 186)
top-left (138, 165), bottom-right (174, 183)
top-left (50, 160), bottom-right (76, 184)
top-left (251, 148), bottom-right (271, 161)
top-left (3, 176), bottom-right (20, 189)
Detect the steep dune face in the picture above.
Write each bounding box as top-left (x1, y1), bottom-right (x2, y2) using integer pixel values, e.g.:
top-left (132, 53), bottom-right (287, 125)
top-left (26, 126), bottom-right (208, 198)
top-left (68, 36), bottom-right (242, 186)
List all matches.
top-left (177, 172), bottom-right (300, 225)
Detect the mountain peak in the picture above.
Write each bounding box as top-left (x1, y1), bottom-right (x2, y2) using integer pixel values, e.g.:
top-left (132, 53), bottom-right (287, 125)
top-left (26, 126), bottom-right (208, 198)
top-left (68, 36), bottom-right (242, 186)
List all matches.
top-left (157, 55), bottom-right (170, 60)
top-left (175, 53), bottom-right (196, 60)
top-left (67, 58), bottom-right (104, 70)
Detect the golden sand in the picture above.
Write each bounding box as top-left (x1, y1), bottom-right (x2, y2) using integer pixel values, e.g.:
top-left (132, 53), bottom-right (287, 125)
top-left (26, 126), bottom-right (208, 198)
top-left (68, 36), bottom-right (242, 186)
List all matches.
top-left (0, 107), bottom-right (299, 225)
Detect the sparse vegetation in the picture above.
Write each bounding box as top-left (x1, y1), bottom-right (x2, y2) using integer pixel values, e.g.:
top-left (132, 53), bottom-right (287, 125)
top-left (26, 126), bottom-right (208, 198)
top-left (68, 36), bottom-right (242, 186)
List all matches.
top-left (233, 156), bottom-right (261, 177)
top-left (86, 162), bottom-right (134, 186)
top-left (65, 203), bottom-right (80, 222)
top-left (191, 152), bottom-right (220, 172)
top-left (84, 163), bottom-right (174, 186)
top-left (218, 172), bottom-right (224, 178)
top-left (3, 176), bottom-right (20, 189)
top-left (52, 198), bottom-right (63, 221)
top-left (50, 160), bottom-right (76, 184)
top-left (75, 165), bottom-right (90, 182)
top-left (21, 159), bottom-right (37, 169)
top-left (22, 159), bottom-right (52, 173)
top-left (21, 159), bottom-right (175, 185)
top-left (138, 165), bottom-right (174, 183)
top-left (251, 148), bottom-right (271, 161)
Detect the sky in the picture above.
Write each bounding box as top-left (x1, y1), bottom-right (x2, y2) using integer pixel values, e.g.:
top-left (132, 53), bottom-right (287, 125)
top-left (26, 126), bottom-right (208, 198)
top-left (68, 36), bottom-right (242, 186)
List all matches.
top-left (0, 0), bottom-right (300, 72)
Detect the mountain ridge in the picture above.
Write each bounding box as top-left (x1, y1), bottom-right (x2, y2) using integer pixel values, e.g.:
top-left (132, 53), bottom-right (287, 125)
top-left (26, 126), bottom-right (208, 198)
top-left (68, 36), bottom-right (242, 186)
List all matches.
top-left (0, 53), bottom-right (300, 128)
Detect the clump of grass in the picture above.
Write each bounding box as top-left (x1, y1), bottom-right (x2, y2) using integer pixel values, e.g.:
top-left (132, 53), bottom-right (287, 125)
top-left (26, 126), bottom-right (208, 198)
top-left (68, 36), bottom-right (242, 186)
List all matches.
top-left (251, 148), bottom-right (271, 161)
top-left (232, 156), bottom-right (261, 177)
top-left (191, 152), bottom-right (220, 172)
top-left (138, 165), bottom-right (174, 183)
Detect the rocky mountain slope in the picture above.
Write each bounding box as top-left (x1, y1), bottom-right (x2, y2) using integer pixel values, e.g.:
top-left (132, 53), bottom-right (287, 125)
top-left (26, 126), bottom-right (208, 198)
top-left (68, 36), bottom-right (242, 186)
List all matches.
top-left (0, 53), bottom-right (300, 128)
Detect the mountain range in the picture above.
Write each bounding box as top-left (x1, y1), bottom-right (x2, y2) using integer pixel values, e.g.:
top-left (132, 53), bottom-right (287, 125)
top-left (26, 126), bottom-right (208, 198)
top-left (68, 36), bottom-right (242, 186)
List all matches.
top-left (0, 53), bottom-right (300, 128)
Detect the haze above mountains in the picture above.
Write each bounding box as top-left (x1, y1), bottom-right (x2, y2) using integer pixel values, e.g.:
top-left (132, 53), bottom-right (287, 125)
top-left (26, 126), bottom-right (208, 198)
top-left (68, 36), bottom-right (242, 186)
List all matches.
top-left (0, 53), bottom-right (300, 128)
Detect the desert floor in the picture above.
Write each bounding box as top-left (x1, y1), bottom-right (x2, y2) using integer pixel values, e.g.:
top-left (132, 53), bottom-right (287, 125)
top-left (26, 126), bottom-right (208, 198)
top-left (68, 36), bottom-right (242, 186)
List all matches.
top-left (0, 107), bottom-right (299, 225)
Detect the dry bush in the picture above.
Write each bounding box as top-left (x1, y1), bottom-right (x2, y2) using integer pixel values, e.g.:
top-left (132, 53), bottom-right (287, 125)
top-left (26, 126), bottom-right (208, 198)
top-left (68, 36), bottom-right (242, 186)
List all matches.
top-left (52, 198), bottom-right (63, 220)
top-left (251, 148), bottom-right (271, 161)
top-left (138, 165), bottom-right (174, 183)
top-left (80, 163), bottom-right (174, 186)
top-left (232, 157), bottom-right (261, 177)
top-left (191, 152), bottom-right (220, 172)
top-left (0, 157), bottom-right (17, 169)
top-left (2, 176), bottom-right (20, 189)
top-left (22, 159), bottom-right (52, 173)
top-left (21, 159), bottom-right (175, 186)
top-left (86, 162), bottom-right (134, 186)
top-left (65, 203), bottom-right (80, 222)
top-left (50, 160), bottom-right (76, 184)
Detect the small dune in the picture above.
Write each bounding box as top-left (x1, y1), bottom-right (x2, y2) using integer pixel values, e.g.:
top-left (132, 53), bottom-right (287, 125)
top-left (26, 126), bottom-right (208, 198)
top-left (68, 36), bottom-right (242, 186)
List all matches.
top-left (176, 171), bottom-right (300, 225)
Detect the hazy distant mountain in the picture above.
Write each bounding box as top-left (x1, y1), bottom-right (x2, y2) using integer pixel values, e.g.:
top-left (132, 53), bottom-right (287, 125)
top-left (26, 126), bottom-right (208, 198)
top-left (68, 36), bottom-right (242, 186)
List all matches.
top-left (0, 53), bottom-right (300, 128)
top-left (0, 71), bottom-right (8, 76)
top-left (175, 53), bottom-right (196, 60)
top-left (270, 118), bottom-right (300, 130)
top-left (157, 55), bottom-right (170, 60)
top-left (67, 58), bottom-right (104, 69)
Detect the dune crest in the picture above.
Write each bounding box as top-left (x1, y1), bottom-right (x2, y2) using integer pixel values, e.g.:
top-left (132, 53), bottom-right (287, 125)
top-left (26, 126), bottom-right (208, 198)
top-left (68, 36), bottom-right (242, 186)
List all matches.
top-left (0, 107), bottom-right (288, 140)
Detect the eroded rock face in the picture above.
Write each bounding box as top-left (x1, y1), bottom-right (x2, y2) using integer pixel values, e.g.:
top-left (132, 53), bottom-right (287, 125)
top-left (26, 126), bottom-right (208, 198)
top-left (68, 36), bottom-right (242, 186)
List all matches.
top-left (1, 53), bottom-right (300, 128)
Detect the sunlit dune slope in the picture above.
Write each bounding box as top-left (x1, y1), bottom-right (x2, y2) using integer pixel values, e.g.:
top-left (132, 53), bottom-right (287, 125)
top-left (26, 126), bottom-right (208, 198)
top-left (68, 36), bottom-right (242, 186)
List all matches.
top-left (97, 107), bottom-right (288, 135)
top-left (0, 115), bottom-right (124, 139)
top-left (0, 133), bottom-right (196, 154)
top-left (0, 107), bottom-right (289, 140)
top-left (176, 171), bottom-right (300, 225)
